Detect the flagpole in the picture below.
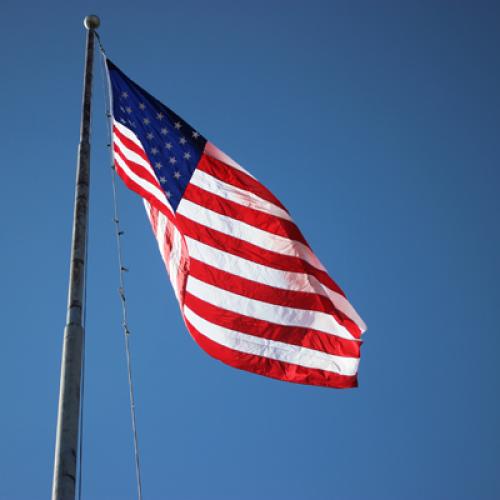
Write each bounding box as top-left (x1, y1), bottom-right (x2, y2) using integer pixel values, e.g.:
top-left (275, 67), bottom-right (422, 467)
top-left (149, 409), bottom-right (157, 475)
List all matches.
top-left (52, 15), bottom-right (100, 500)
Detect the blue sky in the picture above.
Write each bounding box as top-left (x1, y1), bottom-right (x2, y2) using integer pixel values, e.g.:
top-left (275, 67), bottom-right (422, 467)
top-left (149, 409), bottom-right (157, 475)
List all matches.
top-left (1, 1), bottom-right (499, 499)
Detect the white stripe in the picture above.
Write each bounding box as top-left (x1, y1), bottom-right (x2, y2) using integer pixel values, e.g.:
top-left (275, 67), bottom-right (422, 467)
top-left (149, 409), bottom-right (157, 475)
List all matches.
top-left (114, 153), bottom-right (174, 216)
top-left (114, 133), bottom-right (157, 180)
top-left (169, 225), bottom-right (183, 300)
top-left (190, 168), bottom-right (292, 221)
top-left (185, 275), bottom-right (357, 341)
top-left (155, 207), bottom-right (168, 263)
top-left (177, 198), bottom-right (325, 271)
top-left (204, 141), bottom-right (256, 179)
top-left (184, 305), bottom-right (359, 376)
top-left (114, 119), bottom-right (143, 147)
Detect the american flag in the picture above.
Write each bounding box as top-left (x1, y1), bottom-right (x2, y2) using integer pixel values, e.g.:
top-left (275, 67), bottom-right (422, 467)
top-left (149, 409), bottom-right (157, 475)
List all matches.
top-left (106, 59), bottom-right (366, 388)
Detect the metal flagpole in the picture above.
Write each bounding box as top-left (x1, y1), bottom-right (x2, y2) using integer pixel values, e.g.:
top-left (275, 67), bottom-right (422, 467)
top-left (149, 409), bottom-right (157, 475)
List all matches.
top-left (52, 15), bottom-right (100, 500)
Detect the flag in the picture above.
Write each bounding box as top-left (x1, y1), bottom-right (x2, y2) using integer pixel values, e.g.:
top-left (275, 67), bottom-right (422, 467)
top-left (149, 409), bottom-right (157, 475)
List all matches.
top-left (106, 59), bottom-right (366, 388)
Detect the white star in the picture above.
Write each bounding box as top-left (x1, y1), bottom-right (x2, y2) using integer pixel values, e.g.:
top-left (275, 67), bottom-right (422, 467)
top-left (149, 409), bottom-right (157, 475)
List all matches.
top-left (159, 176), bottom-right (167, 184)
top-left (120, 117), bottom-right (127, 124)
top-left (155, 162), bottom-right (162, 169)
top-left (165, 191), bottom-right (172, 198)
top-left (120, 106), bottom-right (126, 113)
top-left (151, 147), bottom-right (159, 155)
top-left (179, 137), bottom-right (187, 145)
top-left (173, 171), bottom-right (181, 179)
top-left (128, 120), bottom-right (136, 128)
top-left (139, 103), bottom-right (146, 110)
top-left (169, 156), bottom-right (177, 165)
top-left (165, 142), bottom-right (173, 150)
top-left (174, 121), bottom-right (182, 130)
top-left (143, 117), bottom-right (150, 125)
top-left (121, 91), bottom-right (129, 98)
top-left (161, 128), bottom-right (168, 135)
top-left (192, 131), bottom-right (200, 139)
top-left (183, 152), bottom-right (191, 160)
top-left (156, 112), bottom-right (164, 120)
top-left (126, 107), bottom-right (132, 114)
top-left (147, 132), bottom-right (154, 140)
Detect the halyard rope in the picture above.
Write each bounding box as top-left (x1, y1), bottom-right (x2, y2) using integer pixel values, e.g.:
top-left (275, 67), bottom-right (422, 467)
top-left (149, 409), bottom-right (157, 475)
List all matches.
top-left (96, 32), bottom-right (144, 500)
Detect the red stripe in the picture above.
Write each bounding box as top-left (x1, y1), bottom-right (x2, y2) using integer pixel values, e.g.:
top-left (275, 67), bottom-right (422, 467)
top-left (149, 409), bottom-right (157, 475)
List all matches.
top-left (188, 258), bottom-right (360, 339)
top-left (114, 162), bottom-right (175, 224)
top-left (198, 153), bottom-right (288, 212)
top-left (183, 183), bottom-right (309, 246)
top-left (147, 204), bottom-right (174, 273)
top-left (113, 142), bottom-right (161, 188)
top-left (184, 315), bottom-right (358, 388)
top-left (146, 203), bottom-right (172, 272)
top-left (113, 125), bottom-right (150, 164)
top-left (146, 202), bottom-right (159, 234)
top-left (185, 292), bottom-right (360, 358)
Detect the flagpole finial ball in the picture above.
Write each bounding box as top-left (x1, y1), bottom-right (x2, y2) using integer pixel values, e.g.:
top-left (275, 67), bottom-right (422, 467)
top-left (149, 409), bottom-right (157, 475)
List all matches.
top-left (84, 15), bottom-right (100, 30)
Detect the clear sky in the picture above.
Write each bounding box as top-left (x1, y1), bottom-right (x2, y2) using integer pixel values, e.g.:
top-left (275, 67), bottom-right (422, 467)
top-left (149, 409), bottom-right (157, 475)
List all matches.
top-left (1, 1), bottom-right (499, 499)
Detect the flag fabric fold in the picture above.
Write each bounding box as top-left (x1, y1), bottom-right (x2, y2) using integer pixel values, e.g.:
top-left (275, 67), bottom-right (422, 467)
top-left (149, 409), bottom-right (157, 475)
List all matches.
top-left (106, 59), bottom-right (366, 388)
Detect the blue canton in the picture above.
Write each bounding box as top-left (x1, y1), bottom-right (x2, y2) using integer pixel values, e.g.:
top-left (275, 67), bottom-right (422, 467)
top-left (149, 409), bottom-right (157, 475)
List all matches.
top-left (107, 59), bottom-right (207, 211)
